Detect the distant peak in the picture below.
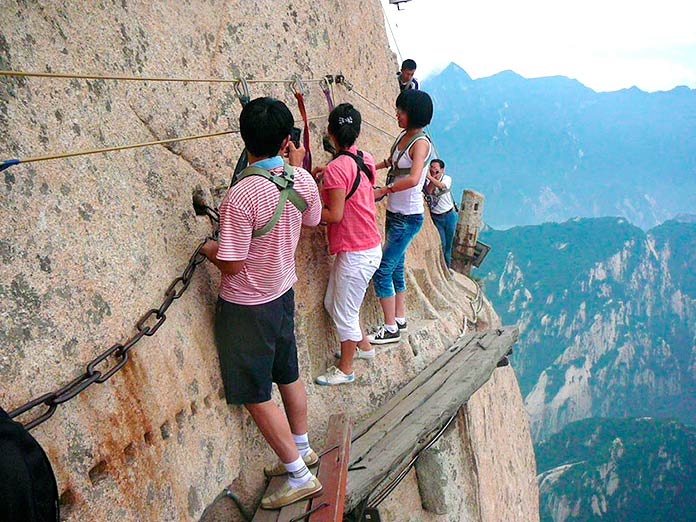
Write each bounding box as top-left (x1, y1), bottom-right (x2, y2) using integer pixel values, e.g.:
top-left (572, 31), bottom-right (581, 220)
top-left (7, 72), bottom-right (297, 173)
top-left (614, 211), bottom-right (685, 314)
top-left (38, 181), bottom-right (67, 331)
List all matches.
top-left (440, 62), bottom-right (472, 81)
top-left (492, 69), bottom-right (524, 80)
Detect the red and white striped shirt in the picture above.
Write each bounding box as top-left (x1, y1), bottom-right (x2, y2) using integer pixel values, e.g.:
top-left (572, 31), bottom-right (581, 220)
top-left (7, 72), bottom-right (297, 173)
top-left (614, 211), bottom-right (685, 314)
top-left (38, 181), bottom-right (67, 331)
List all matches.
top-left (216, 165), bottom-right (321, 305)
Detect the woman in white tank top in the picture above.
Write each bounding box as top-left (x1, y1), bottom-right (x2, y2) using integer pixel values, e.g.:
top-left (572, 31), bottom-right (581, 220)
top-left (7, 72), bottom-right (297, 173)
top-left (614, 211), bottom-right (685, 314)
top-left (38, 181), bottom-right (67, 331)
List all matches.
top-left (369, 90), bottom-right (434, 345)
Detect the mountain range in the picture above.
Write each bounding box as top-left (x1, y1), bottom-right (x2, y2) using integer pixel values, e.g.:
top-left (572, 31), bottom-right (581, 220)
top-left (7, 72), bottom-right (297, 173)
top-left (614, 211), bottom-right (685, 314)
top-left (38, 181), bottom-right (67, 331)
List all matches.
top-left (477, 216), bottom-right (696, 441)
top-left (423, 63), bottom-right (696, 229)
top-left (537, 417), bottom-right (696, 522)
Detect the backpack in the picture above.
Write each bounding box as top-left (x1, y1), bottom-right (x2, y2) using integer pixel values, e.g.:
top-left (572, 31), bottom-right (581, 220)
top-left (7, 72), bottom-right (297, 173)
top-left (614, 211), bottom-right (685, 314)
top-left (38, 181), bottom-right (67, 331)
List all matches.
top-left (232, 164), bottom-right (308, 237)
top-left (0, 408), bottom-right (59, 522)
top-left (335, 150), bottom-right (374, 201)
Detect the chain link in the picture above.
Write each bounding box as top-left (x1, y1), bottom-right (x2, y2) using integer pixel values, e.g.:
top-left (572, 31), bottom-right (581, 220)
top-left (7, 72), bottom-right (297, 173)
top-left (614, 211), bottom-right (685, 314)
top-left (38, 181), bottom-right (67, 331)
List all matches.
top-left (9, 211), bottom-right (218, 431)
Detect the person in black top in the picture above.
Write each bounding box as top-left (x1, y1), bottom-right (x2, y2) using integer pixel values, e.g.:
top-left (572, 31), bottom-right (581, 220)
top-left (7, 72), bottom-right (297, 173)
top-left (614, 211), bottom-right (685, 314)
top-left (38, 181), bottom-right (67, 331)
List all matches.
top-left (397, 59), bottom-right (420, 92)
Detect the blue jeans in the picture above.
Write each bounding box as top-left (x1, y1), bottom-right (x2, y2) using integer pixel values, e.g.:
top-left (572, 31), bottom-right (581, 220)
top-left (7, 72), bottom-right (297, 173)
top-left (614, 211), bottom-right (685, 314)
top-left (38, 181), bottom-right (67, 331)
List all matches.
top-left (431, 209), bottom-right (458, 267)
top-left (373, 211), bottom-right (424, 298)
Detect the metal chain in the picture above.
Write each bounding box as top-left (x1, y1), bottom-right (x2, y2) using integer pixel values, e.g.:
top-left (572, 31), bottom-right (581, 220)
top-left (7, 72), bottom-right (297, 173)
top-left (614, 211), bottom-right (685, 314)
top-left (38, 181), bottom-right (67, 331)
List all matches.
top-left (8, 209), bottom-right (219, 430)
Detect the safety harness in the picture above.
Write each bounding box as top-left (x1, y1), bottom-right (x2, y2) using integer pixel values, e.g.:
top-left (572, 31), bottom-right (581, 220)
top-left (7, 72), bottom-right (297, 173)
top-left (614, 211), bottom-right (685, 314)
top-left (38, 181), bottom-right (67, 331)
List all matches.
top-left (386, 130), bottom-right (430, 185)
top-left (232, 164), bottom-right (307, 237)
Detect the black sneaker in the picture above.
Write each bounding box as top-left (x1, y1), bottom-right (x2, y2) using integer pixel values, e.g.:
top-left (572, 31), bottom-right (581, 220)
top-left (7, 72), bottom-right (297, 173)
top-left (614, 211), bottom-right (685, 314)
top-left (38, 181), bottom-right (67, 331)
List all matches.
top-left (396, 320), bottom-right (408, 332)
top-left (367, 325), bottom-right (401, 345)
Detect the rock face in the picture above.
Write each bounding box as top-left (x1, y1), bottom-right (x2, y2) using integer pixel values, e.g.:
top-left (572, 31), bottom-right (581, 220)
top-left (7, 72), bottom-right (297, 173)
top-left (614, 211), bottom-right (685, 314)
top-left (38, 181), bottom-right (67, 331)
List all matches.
top-left (479, 217), bottom-right (696, 441)
top-left (1, 2), bottom-right (538, 520)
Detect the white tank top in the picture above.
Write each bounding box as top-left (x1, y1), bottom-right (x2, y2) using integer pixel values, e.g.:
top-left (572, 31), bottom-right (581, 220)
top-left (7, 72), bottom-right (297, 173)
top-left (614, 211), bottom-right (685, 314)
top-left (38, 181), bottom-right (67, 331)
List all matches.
top-left (387, 133), bottom-right (432, 215)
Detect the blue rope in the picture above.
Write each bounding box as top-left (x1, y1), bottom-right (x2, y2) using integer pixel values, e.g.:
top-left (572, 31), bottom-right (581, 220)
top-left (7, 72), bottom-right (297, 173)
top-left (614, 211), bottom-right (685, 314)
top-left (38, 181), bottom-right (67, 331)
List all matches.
top-left (0, 159), bottom-right (20, 172)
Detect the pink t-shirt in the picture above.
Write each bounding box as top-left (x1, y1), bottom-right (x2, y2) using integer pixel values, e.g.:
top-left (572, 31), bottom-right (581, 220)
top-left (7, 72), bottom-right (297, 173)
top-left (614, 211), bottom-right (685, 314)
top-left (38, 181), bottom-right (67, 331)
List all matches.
top-left (321, 146), bottom-right (382, 255)
top-left (216, 164), bottom-right (322, 305)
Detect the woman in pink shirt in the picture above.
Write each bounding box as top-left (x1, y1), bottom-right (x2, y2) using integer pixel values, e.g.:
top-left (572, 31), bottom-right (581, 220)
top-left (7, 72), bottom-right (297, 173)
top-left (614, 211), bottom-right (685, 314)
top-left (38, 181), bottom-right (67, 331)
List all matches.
top-left (314, 104), bottom-right (382, 386)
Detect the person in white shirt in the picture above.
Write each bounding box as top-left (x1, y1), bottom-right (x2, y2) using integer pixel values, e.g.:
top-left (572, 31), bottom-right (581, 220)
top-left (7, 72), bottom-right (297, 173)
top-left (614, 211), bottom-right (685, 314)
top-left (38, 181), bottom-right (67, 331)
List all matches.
top-left (370, 90), bottom-right (433, 345)
top-left (425, 159), bottom-right (457, 267)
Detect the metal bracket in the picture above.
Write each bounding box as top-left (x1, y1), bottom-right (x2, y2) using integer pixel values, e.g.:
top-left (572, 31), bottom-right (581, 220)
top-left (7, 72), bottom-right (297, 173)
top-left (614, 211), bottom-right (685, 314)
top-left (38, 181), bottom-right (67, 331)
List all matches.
top-left (290, 74), bottom-right (307, 96)
top-left (234, 77), bottom-right (250, 106)
top-left (334, 74), bottom-right (353, 91)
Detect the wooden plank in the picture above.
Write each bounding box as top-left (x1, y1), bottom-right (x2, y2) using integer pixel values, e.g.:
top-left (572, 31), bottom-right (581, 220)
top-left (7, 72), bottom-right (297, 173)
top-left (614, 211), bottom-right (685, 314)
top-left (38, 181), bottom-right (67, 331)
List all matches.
top-left (344, 326), bottom-right (518, 511)
top-left (309, 414), bottom-right (351, 522)
top-left (277, 498), bottom-right (310, 522)
top-left (346, 327), bottom-right (517, 508)
top-left (358, 330), bottom-right (515, 468)
top-left (351, 331), bottom-right (487, 441)
top-left (349, 346), bottom-right (481, 462)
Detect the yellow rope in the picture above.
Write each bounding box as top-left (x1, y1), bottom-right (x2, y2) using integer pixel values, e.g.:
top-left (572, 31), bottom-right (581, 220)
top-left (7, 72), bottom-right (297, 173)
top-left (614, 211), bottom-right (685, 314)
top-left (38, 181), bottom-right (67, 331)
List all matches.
top-left (7, 114), bottom-right (329, 166)
top-left (0, 70), bottom-right (324, 84)
top-left (16, 130), bottom-right (240, 165)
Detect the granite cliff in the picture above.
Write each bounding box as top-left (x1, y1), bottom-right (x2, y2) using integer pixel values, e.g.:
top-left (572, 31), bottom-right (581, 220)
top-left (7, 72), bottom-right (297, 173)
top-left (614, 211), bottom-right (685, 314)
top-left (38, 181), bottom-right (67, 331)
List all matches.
top-left (1, 2), bottom-right (538, 520)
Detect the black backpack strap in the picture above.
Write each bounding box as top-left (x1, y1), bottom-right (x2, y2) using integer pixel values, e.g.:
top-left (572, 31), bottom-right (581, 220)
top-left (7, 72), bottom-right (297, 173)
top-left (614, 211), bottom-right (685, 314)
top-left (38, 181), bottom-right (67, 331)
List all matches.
top-left (336, 150), bottom-right (374, 201)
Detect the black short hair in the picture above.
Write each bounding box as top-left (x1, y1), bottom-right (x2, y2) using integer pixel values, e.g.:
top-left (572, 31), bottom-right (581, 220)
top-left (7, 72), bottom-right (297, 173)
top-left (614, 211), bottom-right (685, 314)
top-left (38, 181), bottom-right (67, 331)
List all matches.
top-left (328, 103), bottom-right (361, 149)
top-left (396, 90), bottom-right (433, 128)
top-left (430, 159), bottom-right (445, 169)
top-left (239, 97), bottom-right (294, 157)
top-left (401, 59), bottom-right (417, 71)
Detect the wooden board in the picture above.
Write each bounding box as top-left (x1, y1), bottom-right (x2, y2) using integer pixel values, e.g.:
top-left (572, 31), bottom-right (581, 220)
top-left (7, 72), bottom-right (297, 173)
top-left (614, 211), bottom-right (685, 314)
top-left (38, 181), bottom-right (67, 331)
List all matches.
top-left (344, 326), bottom-right (518, 512)
top-left (253, 414), bottom-right (352, 522)
top-left (351, 332), bottom-right (488, 441)
top-left (309, 414), bottom-right (351, 522)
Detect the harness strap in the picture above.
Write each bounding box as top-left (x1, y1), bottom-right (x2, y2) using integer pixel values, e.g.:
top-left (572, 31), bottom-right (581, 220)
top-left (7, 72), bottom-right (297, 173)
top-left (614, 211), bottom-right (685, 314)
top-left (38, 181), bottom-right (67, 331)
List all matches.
top-left (387, 131), bottom-right (429, 183)
top-left (336, 150), bottom-right (374, 201)
top-left (234, 164), bottom-right (307, 237)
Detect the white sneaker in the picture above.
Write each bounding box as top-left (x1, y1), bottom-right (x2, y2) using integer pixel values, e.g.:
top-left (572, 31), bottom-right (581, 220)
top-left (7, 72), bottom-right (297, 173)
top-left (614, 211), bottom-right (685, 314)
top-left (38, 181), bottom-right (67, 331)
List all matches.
top-left (367, 325), bottom-right (401, 345)
top-left (334, 347), bottom-right (376, 360)
top-left (315, 366), bottom-right (355, 386)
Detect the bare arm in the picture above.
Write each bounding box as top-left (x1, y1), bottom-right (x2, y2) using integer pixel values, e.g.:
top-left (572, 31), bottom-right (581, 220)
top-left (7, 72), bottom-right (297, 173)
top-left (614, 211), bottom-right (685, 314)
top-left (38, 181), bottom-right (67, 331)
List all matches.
top-left (375, 157), bottom-right (392, 170)
top-left (425, 174), bottom-right (448, 190)
top-left (321, 188), bottom-right (347, 224)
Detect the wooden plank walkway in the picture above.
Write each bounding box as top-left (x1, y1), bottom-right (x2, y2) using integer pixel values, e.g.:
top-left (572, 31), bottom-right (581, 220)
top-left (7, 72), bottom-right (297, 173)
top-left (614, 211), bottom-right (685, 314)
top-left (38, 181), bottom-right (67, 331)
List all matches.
top-left (252, 414), bottom-right (351, 522)
top-left (344, 326), bottom-right (518, 512)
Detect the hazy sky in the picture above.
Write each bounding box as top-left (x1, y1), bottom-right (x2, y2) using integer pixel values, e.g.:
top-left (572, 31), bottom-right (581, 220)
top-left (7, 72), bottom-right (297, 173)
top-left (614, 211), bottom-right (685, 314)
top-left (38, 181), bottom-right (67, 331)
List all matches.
top-left (381, 0), bottom-right (696, 92)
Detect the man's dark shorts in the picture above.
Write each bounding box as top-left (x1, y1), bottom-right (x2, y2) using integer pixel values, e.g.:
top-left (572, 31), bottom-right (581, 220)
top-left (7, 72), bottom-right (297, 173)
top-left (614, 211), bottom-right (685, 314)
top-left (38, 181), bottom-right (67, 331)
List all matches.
top-left (214, 288), bottom-right (300, 404)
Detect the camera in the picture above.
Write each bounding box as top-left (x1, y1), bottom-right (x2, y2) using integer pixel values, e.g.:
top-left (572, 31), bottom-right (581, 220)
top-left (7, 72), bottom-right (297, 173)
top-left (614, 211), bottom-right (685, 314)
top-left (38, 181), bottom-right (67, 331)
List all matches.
top-left (290, 127), bottom-right (301, 148)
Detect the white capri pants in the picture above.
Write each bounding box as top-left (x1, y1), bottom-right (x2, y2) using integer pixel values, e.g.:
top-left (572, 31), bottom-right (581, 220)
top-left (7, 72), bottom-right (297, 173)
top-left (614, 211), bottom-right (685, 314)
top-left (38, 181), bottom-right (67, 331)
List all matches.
top-left (324, 245), bottom-right (382, 342)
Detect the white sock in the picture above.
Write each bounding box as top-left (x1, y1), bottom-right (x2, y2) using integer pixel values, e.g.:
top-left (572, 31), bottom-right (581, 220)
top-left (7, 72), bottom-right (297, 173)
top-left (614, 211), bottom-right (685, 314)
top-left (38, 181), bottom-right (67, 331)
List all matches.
top-left (384, 323), bottom-right (398, 333)
top-left (284, 456), bottom-right (313, 487)
top-left (292, 432), bottom-right (311, 457)
top-left (395, 317), bottom-right (406, 325)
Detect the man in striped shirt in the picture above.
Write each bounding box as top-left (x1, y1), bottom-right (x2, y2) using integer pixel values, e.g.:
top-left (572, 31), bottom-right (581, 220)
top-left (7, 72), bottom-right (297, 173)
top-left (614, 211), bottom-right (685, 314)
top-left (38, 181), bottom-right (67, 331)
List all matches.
top-left (201, 97), bottom-right (322, 509)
